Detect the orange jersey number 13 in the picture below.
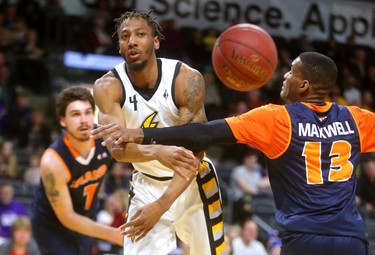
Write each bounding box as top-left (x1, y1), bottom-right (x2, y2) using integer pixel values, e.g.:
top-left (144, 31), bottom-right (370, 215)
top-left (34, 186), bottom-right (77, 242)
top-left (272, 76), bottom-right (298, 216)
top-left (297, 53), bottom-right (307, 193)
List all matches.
top-left (302, 140), bottom-right (354, 184)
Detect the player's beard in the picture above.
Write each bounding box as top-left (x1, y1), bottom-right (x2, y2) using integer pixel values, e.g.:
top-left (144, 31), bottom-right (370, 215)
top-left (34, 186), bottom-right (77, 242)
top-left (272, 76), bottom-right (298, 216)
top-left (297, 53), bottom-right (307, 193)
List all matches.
top-left (66, 128), bottom-right (91, 142)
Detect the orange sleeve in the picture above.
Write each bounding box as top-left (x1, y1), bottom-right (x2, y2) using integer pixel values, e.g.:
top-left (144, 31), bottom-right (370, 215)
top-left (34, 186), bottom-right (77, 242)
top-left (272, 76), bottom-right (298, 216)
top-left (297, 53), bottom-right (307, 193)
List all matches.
top-left (347, 106), bottom-right (375, 153)
top-left (225, 104), bottom-right (291, 158)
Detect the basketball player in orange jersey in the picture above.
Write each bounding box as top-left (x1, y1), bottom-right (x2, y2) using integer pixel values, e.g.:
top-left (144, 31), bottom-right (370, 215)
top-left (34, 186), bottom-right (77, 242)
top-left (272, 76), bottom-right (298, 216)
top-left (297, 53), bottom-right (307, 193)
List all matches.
top-left (92, 10), bottom-right (225, 255)
top-left (30, 86), bottom-right (195, 255)
top-left (92, 52), bottom-right (371, 255)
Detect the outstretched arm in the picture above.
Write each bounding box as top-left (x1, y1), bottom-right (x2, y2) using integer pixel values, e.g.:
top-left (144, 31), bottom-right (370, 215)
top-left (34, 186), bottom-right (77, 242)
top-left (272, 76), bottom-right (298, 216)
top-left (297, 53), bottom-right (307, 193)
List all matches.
top-left (91, 119), bottom-right (237, 151)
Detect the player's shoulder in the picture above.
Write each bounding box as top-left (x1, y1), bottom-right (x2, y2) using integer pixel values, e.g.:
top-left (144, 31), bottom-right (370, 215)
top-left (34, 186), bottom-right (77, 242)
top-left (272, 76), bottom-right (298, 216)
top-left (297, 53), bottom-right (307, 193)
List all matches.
top-left (40, 148), bottom-right (64, 172)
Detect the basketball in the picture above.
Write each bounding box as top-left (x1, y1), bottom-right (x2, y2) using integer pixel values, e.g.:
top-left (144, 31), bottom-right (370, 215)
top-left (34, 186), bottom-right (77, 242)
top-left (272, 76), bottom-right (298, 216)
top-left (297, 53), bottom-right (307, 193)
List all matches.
top-left (212, 23), bottom-right (278, 92)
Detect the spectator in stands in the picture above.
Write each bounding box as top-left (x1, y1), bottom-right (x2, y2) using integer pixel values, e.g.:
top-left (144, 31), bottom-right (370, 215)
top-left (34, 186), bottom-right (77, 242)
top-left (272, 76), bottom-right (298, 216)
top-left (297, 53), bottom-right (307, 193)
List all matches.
top-left (26, 109), bottom-right (52, 154)
top-left (0, 215), bottom-right (41, 255)
top-left (0, 140), bottom-right (18, 179)
top-left (357, 155), bottom-right (375, 219)
top-left (14, 28), bottom-right (45, 59)
top-left (341, 65), bottom-right (362, 106)
top-left (361, 90), bottom-right (374, 111)
top-left (230, 149), bottom-right (268, 222)
top-left (4, 88), bottom-right (33, 148)
top-left (96, 189), bottom-right (127, 254)
top-left (231, 218), bottom-right (267, 255)
top-left (0, 182), bottom-right (28, 244)
top-left (23, 153), bottom-right (41, 187)
top-left (328, 85), bottom-right (347, 105)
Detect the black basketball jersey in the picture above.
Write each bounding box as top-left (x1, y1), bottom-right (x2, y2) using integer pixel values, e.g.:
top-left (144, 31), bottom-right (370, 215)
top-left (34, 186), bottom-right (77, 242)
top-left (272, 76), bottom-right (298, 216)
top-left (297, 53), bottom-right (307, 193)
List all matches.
top-left (31, 134), bottom-right (111, 225)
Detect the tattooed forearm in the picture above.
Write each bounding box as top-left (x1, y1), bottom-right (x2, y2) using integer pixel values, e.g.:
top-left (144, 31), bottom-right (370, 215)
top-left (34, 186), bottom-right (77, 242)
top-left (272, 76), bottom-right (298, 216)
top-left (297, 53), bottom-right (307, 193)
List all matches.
top-left (44, 173), bottom-right (59, 206)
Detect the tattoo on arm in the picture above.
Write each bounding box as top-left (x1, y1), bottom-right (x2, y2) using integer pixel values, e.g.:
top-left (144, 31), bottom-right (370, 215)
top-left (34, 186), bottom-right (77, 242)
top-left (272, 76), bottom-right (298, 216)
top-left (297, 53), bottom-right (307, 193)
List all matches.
top-left (44, 173), bottom-right (60, 206)
top-left (181, 72), bottom-right (206, 123)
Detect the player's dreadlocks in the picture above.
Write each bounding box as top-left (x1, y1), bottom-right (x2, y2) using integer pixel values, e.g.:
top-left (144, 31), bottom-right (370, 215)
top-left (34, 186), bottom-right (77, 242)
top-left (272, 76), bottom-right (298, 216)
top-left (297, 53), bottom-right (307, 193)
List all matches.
top-left (113, 10), bottom-right (165, 41)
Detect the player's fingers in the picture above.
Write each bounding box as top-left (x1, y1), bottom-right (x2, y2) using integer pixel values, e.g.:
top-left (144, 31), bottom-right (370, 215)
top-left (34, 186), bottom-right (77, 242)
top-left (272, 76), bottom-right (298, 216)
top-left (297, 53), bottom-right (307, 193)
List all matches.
top-left (134, 230), bottom-right (149, 242)
top-left (171, 165), bottom-right (189, 181)
top-left (90, 123), bottom-right (116, 137)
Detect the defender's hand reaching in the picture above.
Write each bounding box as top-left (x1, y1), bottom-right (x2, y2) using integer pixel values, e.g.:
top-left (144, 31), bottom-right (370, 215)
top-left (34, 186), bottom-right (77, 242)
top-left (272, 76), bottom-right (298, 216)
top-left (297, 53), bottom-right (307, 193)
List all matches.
top-left (90, 123), bottom-right (143, 146)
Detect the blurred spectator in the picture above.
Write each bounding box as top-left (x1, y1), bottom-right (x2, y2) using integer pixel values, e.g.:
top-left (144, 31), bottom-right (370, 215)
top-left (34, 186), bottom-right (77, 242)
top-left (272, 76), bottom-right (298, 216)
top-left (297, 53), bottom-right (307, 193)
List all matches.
top-left (14, 28), bottom-right (45, 59)
top-left (0, 215), bottom-right (41, 254)
top-left (230, 149), bottom-right (267, 222)
top-left (5, 88), bottom-right (33, 148)
top-left (357, 155), bottom-right (375, 219)
top-left (349, 47), bottom-right (367, 82)
top-left (361, 90), bottom-right (374, 111)
top-left (232, 218), bottom-right (267, 255)
top-left (0, 182), bottom-right (28, 243)
top-left (87, 17), bottom-right (113, 54)
top-left (26, 109), bottom-right (52, 154)
top-left (328, 85), bottom-right (347, 105)
top-left (341, 66), bottom-right (362, 106)
top-left (96, 189), bottom-right (127, 254)
top-left (23, 153), bottom-right (41, 187)
top-left (103, 161), bottom-right (132, 196)
top-left (0, 140), bottom-right (18, 179)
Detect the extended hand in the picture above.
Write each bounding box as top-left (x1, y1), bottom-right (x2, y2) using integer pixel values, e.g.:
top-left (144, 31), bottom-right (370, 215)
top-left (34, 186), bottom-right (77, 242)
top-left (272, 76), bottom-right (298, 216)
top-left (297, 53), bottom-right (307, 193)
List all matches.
top-left (90, 123), bottom-right (143, 146)
top-left (119, 200), bottom-right (166, 242)
top-left (156, 145), bottom-right (198, 180)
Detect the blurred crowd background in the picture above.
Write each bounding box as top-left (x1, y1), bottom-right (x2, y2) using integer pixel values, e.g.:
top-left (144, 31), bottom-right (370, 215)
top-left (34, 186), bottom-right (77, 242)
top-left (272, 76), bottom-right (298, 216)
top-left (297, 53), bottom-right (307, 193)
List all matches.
top-left (0, 0), bottom-right (374, 254)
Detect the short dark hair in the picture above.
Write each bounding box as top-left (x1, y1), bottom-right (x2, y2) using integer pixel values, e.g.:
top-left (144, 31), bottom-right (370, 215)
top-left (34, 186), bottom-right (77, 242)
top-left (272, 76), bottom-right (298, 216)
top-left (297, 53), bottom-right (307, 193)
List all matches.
top-left (113, 10), bottom-right (165, 41)
top-left (299, 52), bottom-right (338, 91)
top-left (55, 86), bottom-right (95, 118)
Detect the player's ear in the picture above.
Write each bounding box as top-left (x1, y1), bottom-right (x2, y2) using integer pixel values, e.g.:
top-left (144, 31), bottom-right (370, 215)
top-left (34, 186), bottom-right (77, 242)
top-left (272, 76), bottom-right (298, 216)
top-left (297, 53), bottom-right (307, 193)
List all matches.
top-left (300, 80), bottom-right (309, 93)
top-left (154, 36), bottom-right (160, 50)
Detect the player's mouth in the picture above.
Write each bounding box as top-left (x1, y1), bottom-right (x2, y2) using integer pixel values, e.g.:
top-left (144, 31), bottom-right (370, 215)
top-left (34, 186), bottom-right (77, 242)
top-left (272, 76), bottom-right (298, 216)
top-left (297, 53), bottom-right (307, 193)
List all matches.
top-left (128, 50), bottom-right (140, 60)
top-left (79, 126), bottom-right (90, 133)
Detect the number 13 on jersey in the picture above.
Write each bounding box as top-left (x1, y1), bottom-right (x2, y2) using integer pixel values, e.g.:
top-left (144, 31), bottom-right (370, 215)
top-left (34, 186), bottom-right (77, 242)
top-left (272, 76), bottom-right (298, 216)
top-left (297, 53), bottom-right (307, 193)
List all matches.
top-left (302, 140), bottom-right (354, 184)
